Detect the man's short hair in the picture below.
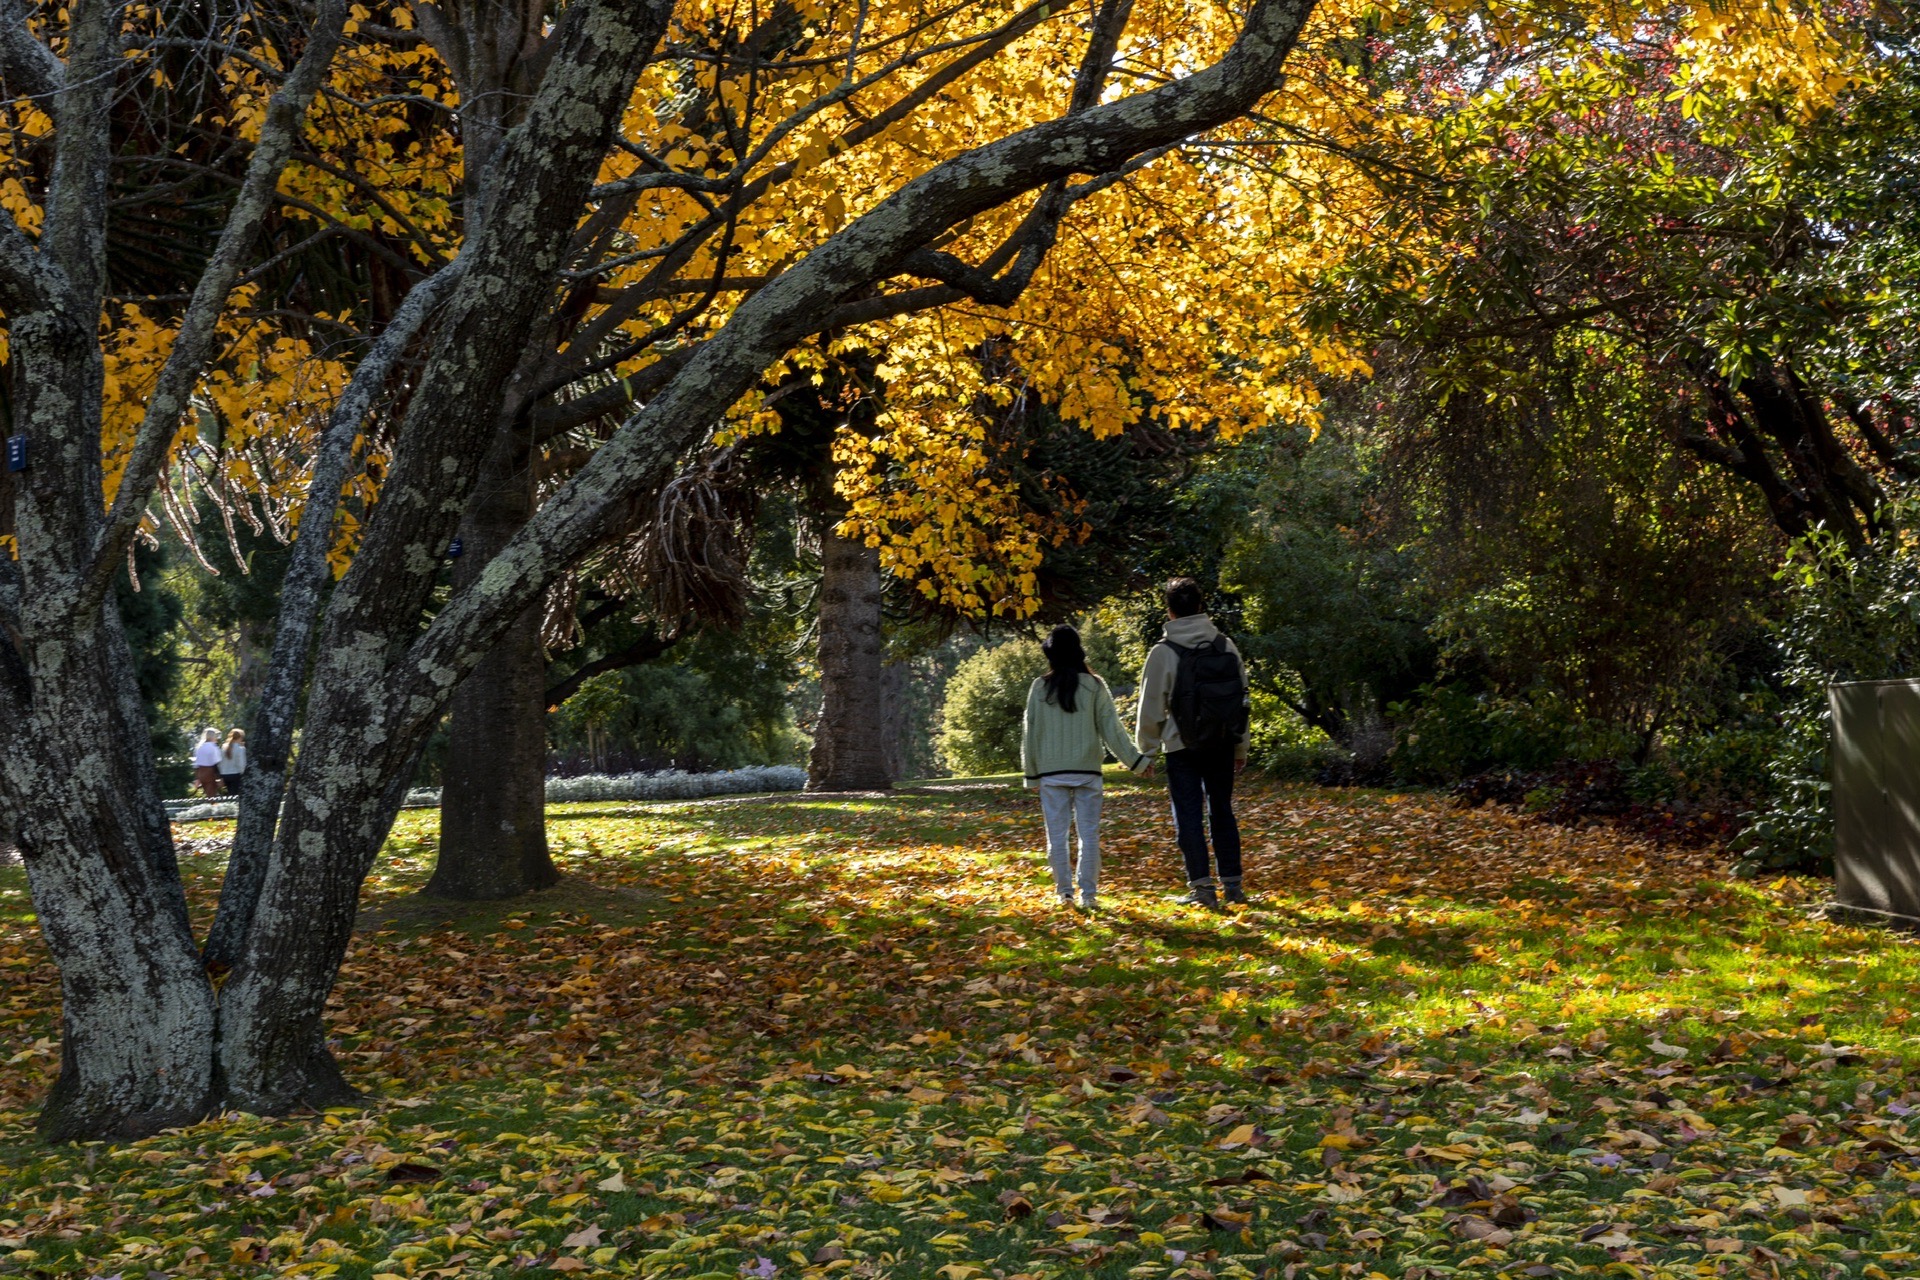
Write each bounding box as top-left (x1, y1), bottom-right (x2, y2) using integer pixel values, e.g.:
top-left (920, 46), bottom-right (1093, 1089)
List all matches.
top-left (1165, 577), bottom-right (1205, 617)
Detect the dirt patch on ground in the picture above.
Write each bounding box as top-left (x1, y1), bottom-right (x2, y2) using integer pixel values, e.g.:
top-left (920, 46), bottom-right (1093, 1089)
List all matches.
top-left (354, 875), bottom-right (655, 936)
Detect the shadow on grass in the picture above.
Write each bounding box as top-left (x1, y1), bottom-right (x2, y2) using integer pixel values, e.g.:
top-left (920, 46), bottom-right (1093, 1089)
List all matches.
top-left (355, 876), bottom-right (657, 936)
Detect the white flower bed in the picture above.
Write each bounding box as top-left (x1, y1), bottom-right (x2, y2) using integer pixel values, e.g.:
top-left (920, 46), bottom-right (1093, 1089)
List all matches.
top-left (166, 801), bottom-right (237, 822)
top-left (542, 765), bottom-right (807, 803)
top-left (166, 766), bottom-right (806, 823)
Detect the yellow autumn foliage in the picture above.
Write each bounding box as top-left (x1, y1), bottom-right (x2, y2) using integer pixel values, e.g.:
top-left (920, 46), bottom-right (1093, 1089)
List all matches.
top-left (1, 0), bottom-right (1872, 607)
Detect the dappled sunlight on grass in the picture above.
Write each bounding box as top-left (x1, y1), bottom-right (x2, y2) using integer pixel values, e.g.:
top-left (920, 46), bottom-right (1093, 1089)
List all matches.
top-left (2, 779), bottom-right (1918, 1279)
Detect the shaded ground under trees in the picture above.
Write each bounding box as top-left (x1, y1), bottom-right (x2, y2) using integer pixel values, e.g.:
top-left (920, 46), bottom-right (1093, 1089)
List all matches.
top-left (0, 781), bottom-right (1914, 1279)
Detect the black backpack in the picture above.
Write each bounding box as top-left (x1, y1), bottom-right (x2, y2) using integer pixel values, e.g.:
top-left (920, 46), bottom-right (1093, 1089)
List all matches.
top-left (1165, 635), bottom-right (1248, 748)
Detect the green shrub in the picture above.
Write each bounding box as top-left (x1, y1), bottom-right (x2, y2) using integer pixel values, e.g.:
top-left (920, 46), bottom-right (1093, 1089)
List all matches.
top-left (1387, 684), bottom-right (1631, 784)
top-left (1624, 710), bottom-right (1780, 813)
top-left (1246, 693), bottom-right (1342, 780)
top-left (938, 640), bottom-right (1039, 775)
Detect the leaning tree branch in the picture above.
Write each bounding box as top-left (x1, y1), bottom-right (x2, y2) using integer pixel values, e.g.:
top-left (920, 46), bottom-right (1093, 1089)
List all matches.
top-left (82, 0), bottom-right (351, 620)
top-left (202, 253), bottom-right (467, 973)
top-left (550, 0), bottom-right (1059, 369)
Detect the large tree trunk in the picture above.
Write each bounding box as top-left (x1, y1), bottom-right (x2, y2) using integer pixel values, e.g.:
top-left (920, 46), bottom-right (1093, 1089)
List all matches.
top-left (427, 445), bottom-right (558, 900)
top-left (10, 615), bottom-right (217, 1142)
top-left (2, 294), bottom-right (216, 1141)
top-left (809, 521), bottom-right (893, 791)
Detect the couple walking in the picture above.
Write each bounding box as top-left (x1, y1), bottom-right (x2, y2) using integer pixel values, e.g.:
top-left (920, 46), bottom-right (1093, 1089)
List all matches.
top-left (191, 727), bottom-right (248, 798)
top-left (1020, 578), bottom-right (1249, 912)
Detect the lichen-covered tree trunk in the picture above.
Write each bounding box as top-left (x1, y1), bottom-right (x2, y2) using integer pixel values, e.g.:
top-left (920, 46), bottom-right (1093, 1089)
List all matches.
top-left (809, 522), bottom-right (893, 791)
top-left (1, 291), bottom-right (215, 1141)
top-left (428, 449), bottom-right (558, 900)
top-left (8, 618), bottom-right (217, 1141)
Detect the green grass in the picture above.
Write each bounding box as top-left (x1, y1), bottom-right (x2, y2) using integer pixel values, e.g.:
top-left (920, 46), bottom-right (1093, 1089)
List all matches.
top-left (3, 778), bottom-right (1919, 1280)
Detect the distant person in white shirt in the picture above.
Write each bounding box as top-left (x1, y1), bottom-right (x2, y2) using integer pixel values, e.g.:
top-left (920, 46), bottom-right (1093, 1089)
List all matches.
top-left (218, 728), bottom-right (248, 796)
top-left (192, 728), bottom-right (223, 798)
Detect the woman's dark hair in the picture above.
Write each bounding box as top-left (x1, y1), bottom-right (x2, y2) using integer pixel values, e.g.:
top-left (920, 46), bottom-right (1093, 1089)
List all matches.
top-left (1041, 625), bottom-right (1091, 713)
top-left (1165, 577), bottom-right (1205, 618)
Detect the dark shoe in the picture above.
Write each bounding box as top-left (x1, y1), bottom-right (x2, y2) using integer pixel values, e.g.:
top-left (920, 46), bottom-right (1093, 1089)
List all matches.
top-left (1175, 883), bottom-right (1220, 910)
top-left (1222, 881), bottom-right (1249, 905)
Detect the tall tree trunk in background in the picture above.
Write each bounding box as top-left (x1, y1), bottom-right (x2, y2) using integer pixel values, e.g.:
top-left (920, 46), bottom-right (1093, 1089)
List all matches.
top-left (809, 516), bottom-right (893, 791)
top-left (880, 660), bottom-right (910, 782)
top-left (427, 440), bottom-right (559, 899)
top-left (417, 0), bottom-right (560, 901)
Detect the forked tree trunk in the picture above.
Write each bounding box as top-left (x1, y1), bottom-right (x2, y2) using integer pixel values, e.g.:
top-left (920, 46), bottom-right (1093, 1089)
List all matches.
top-left (15, 622), bottom-right (217, 1142)
top-left (427, 449), bottom-right (558, 900)
top-left (208, 0), bottom-right (678, 1114)
top-left (808, 521), bottom-right (893, 791)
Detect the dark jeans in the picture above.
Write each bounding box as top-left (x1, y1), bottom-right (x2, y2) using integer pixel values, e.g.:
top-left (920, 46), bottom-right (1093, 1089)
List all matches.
top-left (1165, 742), bottom-right (1241, 885)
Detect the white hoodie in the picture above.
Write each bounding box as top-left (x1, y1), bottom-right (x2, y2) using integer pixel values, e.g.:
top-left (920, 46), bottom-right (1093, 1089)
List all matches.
top-left (1134, 613), bottom-right (1250, 760)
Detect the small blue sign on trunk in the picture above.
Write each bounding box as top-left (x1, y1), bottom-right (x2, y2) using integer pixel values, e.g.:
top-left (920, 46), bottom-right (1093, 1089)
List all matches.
top-left (4, 435), bottom-right (25, 473)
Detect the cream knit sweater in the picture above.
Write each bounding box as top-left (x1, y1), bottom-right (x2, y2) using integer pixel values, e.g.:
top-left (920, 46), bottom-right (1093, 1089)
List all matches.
top-left (1021, 673), bottom-right (1144, 786)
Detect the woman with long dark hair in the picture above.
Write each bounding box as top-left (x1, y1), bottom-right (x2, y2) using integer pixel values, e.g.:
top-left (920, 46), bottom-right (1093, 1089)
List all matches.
top-left (1020, 624), bottom-right (1145, 910)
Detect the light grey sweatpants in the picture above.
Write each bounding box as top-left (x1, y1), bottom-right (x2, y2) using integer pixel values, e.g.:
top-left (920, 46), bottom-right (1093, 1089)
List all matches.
top-left (1038, 775), bottom-right (1103, 901)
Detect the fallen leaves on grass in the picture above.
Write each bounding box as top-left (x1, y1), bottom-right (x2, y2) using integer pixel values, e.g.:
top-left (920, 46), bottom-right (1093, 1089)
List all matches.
top-left (0, 781), bottom-right (1916, 1280)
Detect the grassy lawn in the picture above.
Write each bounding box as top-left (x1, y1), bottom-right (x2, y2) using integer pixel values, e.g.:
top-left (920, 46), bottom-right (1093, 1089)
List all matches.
top-left (3, 775), bottom-right (1918, 1280)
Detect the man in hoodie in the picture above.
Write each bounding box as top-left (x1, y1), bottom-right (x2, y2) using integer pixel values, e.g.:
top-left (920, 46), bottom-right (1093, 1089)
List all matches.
top-left (1135, 578), bottom-right (1251, 909)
